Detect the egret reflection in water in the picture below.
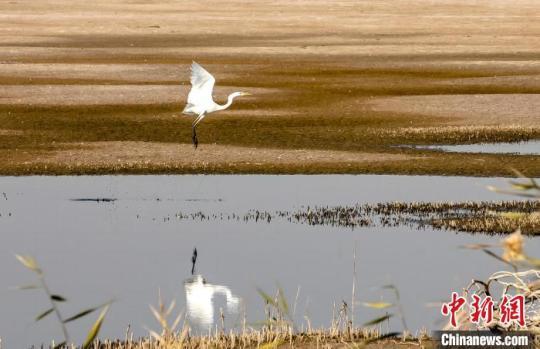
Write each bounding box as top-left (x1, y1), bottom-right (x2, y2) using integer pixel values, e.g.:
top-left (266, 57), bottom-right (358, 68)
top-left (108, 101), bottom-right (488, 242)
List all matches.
top-left (184, 275), bottom-right (241, 332)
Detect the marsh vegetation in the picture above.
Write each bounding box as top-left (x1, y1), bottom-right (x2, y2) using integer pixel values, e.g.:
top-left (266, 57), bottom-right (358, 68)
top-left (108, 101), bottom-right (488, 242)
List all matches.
top-left (175, 200), bottom-right (540, 234)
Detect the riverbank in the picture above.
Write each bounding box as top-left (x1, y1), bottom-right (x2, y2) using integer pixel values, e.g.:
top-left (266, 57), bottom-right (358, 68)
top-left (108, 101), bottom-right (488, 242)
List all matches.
top-left (82, 331), bottom-right (433, 349)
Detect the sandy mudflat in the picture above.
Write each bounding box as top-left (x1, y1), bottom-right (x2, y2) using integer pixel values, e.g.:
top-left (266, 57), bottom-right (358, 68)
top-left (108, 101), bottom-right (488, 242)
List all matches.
top-left (367, 94), bottom-right (540, 125)
top-left (9, 140), bottom-right (423, 177)
top-left (0, 0), bottom-right (539, 175)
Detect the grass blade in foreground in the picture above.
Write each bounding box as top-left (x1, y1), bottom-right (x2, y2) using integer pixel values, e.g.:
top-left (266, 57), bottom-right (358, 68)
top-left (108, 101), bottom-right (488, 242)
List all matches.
top-left (83, 304), bottom-right (110, 349)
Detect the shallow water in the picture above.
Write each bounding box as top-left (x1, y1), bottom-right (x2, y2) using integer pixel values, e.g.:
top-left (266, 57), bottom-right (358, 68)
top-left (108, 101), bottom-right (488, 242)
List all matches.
top-left (1, 175), bottom-right (538, 348)
top-left (414, 140), bottom-right (540, 155)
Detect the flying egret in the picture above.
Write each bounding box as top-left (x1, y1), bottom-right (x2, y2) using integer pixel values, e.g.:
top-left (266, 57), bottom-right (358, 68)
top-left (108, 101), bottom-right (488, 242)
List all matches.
top-left (183, 62), bottom-right (251, 149)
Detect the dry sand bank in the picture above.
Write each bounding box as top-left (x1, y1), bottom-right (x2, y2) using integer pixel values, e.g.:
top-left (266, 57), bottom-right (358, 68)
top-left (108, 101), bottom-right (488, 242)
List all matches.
top-left (0, 0), bottom-right (539, 175)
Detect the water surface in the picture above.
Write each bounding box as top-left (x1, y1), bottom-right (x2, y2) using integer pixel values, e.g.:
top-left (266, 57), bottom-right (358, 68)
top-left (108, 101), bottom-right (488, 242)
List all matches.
top-left (0, 175), bottom-right (537, 348)
top-left (414, 140), bottom-right (540, 155)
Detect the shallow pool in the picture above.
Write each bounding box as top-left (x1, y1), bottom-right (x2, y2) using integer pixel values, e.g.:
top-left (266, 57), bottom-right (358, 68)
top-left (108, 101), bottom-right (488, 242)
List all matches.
top-left (413, 140), bottom-right (540, 155)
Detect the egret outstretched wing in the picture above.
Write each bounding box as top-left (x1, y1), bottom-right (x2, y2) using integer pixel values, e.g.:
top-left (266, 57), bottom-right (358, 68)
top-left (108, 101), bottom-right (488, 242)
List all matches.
top-left (182, 61), bottom-right (251, 148)
top-left (187, 61), bottom-right (216, 108)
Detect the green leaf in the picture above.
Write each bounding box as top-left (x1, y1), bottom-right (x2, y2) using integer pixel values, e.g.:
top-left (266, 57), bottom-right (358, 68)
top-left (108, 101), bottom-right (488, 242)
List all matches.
top-left (15, 254), bottom-right (41, 273)
top-left (83, 304), bottom-right (109, 349)
top-left (364, 332), bottom-right (400, 344)
top-left (524, 256), bottom-right (540, 268)
top-left (487, 186), bottom-right (539, 198)
top-left (35, 308), bottom-right (54, 321)
top-left (50, 294), bottom-right (67, 302)
top-left (363, 314), bottom-right (393, 327)
top-left (257, 288), bottom-right (277, 307)
top-left (277, 286), bottom-right (290, 315)
top-left (509, 181), bottom-right (537, 191)
top-left (64, 307), bottom-right (98, 323)
top-left (361, 302), bottom-right (393, 309)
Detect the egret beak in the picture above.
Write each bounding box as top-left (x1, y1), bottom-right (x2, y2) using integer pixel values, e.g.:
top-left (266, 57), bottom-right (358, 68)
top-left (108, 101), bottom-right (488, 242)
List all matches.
top-left (241, 92), bottom-right (252, 96)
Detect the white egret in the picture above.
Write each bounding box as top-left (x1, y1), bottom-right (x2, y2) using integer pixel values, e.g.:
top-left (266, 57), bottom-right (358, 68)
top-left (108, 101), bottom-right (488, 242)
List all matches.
top-left (183, 61), bottom-right (251, 148)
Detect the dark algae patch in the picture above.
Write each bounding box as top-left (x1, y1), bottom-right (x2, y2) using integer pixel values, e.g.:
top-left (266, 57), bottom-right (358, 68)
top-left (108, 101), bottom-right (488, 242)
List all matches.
top-left (172, 200), bottom-right (540, 235)
top-left (0, 102), bottom-right (538, 176)
top-left (70, 198), bottom-right (117, 202)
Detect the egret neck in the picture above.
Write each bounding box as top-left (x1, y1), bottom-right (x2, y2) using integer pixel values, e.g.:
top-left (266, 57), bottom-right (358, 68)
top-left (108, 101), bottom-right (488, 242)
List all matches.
top-left (215, 92), bottom-right (244, 112)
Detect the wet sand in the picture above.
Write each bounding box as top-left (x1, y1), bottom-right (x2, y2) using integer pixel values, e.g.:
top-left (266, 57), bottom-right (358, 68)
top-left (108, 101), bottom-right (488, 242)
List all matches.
top-left (1, 0), bottom-right (539, 175)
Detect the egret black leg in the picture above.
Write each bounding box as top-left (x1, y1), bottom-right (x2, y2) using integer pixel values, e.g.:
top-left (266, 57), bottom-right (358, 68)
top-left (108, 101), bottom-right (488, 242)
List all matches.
top-left (192, 125), bottom-right (198, 149)
top-left (191, 247), bottom-right (198, 275)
